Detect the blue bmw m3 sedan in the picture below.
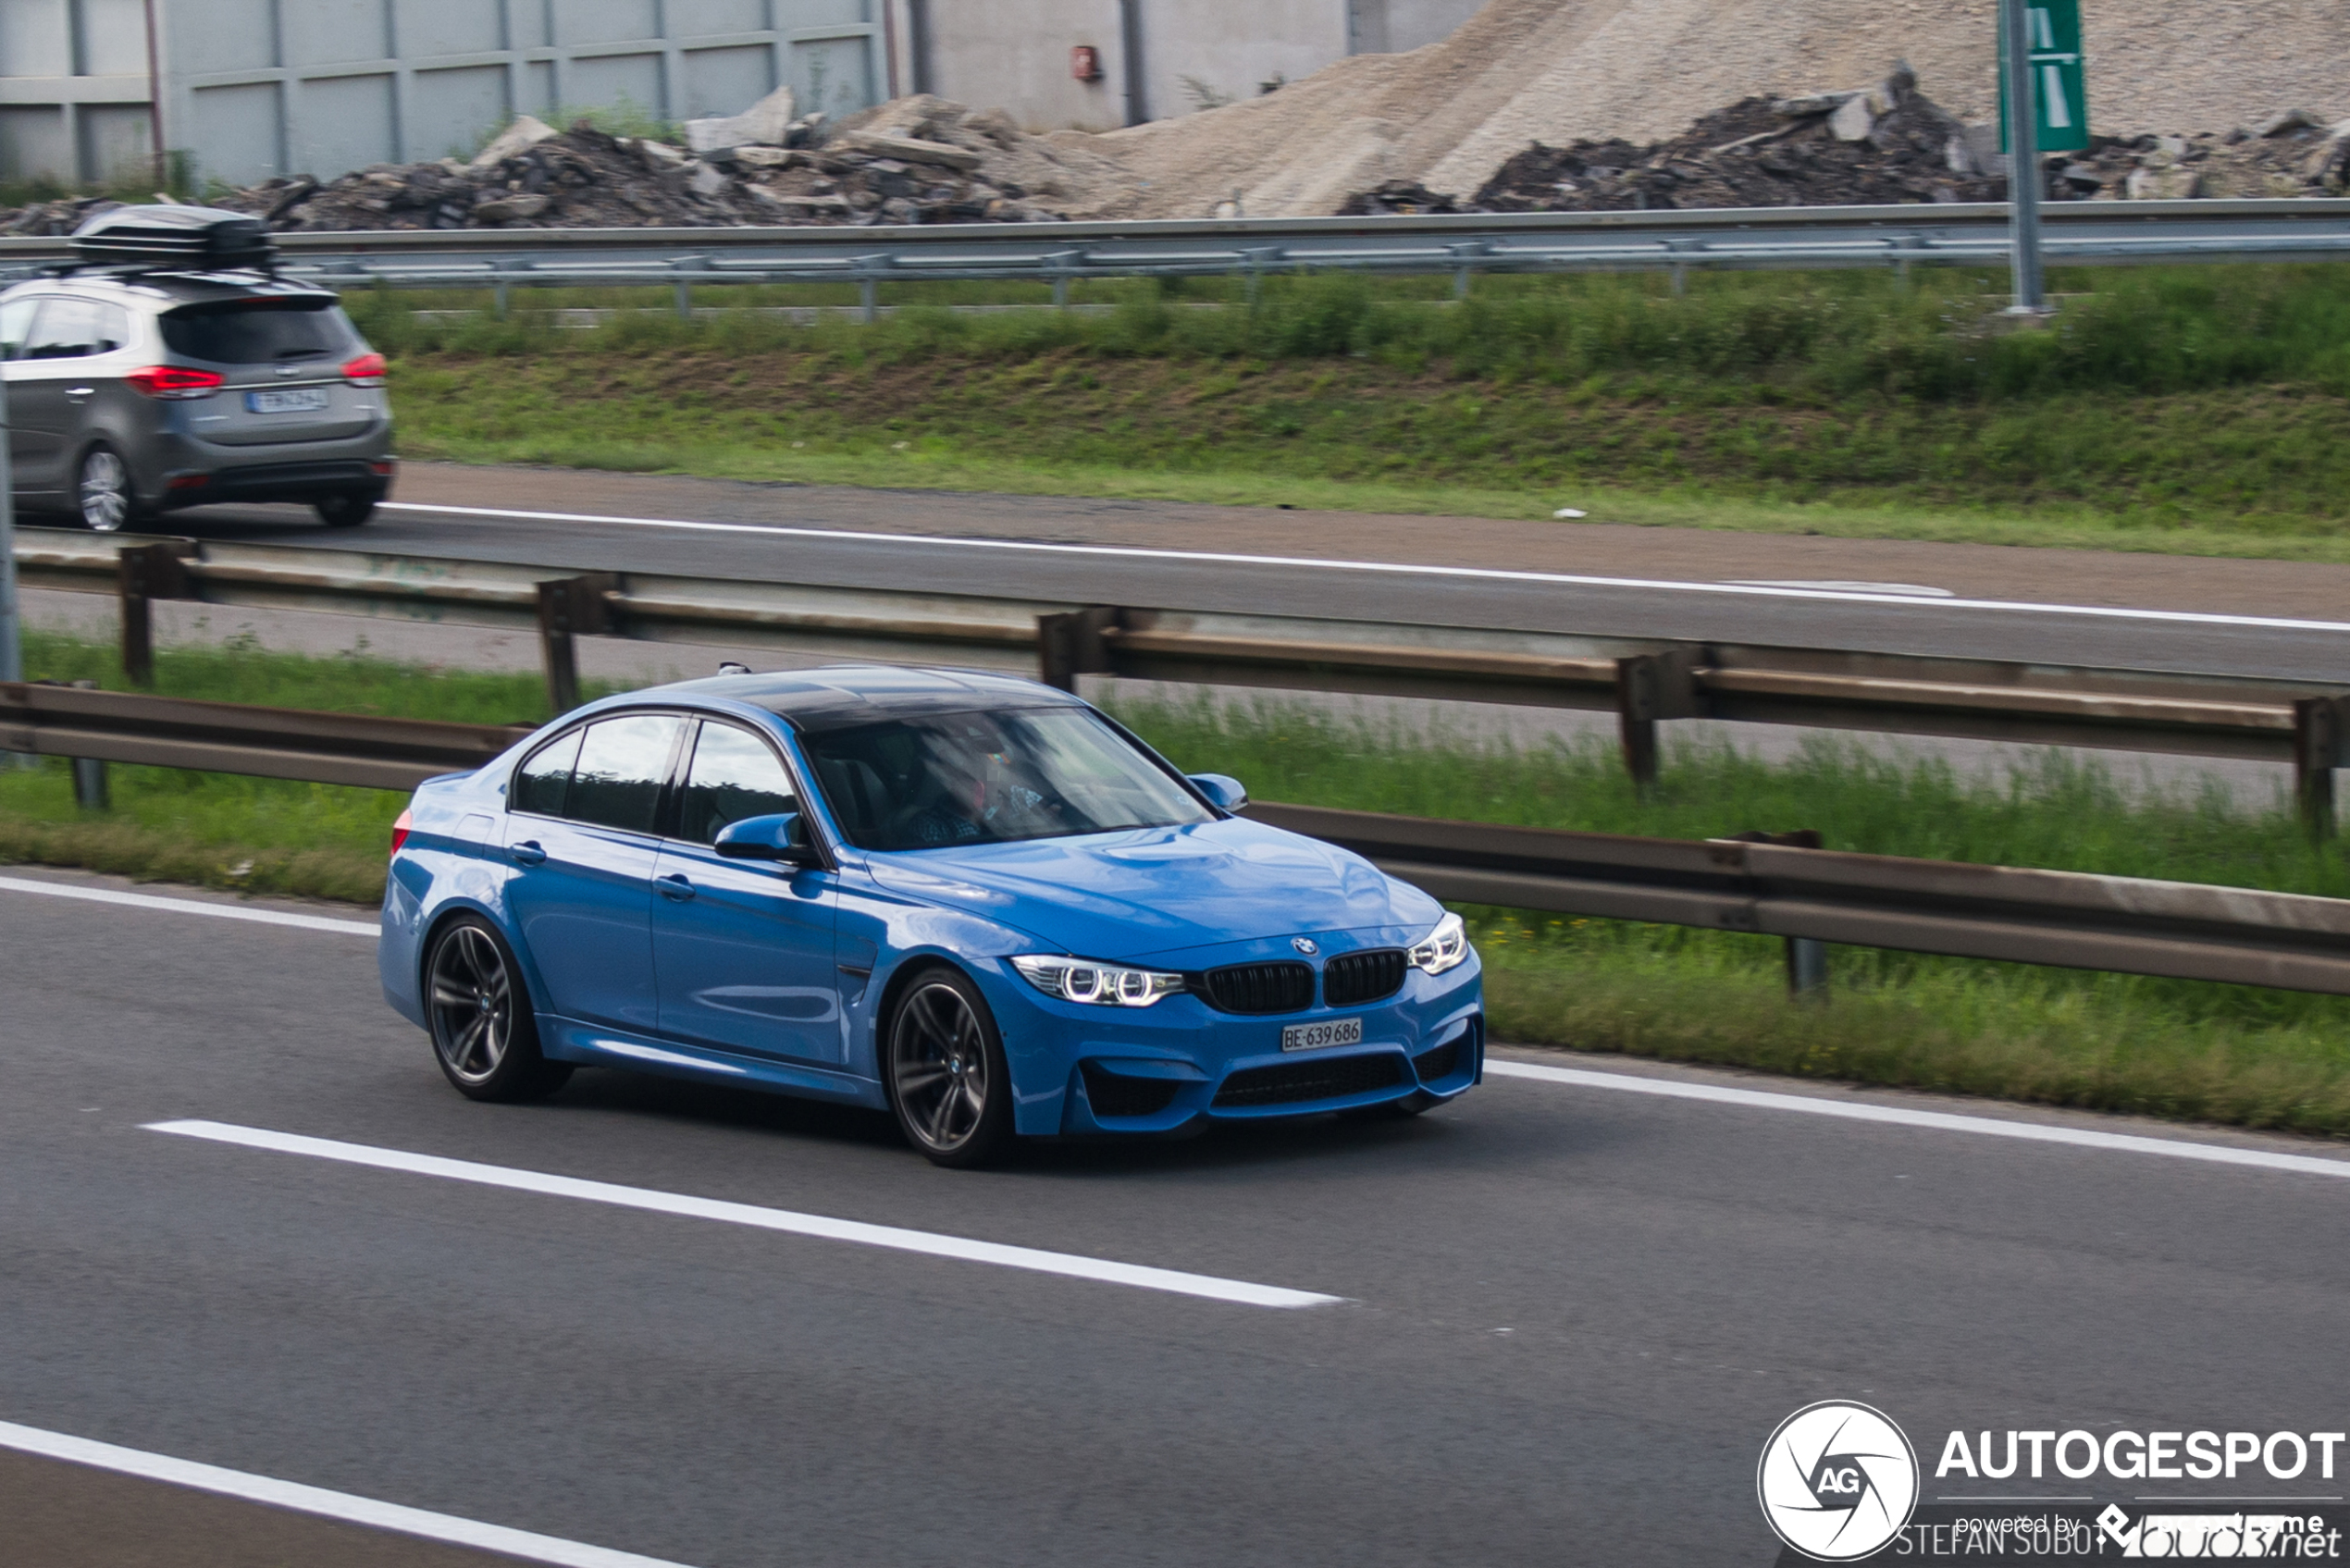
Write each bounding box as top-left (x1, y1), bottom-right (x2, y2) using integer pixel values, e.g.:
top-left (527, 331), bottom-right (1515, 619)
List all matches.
top-left (379, 666), bottom-right (1483, 1166)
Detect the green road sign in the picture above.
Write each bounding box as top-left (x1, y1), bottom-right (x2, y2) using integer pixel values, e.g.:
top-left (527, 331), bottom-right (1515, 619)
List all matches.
top-left (2000, 0), bottom-right (2090, 154)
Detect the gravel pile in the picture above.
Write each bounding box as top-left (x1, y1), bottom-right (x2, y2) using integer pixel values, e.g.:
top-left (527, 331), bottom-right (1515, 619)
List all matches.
top-left (1090, 0), bottom-right (2350, 219)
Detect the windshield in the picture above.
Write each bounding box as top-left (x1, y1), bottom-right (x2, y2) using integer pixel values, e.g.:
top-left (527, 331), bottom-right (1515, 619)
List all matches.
top-left (159, 298), bottom-right (352, 364)
top-left (800, 706), bottom-right (1214, 851)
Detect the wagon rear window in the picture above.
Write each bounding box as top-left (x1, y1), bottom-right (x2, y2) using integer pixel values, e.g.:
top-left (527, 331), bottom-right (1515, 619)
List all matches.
top-left (159, 298), bottom-right (352, 364)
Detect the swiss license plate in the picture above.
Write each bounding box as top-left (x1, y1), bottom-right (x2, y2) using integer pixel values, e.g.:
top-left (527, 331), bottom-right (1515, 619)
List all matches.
top-left (1280, 1017), bottom-right (1363, 1053)
top-left (247, 387), bottom-right (330, 414)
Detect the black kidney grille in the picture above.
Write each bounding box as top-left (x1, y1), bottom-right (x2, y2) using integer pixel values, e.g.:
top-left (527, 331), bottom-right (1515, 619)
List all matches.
top-left (1411, 1039), bottom-right (1462, 1083)
top-left (1322, 948), bottom-right (1406, 1006)
top-left (1199, 961), bottom-right (1316, 1015)
top-left (1079, 1060), bottom-right (1183, 1119)
top-left (1213, 1052), bottom-right (1404, 1109)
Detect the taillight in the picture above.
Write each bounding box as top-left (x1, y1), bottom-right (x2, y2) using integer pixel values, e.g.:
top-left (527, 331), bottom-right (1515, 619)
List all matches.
top-left (342, 352), bottom-right (386, 388)
top-left (126, 365), bottom-right (224, 400)
top-left (390, 809), bottom-right (413, 857)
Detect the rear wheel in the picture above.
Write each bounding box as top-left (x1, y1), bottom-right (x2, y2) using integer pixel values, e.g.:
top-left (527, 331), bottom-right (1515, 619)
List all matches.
top-left (884, 968), bottom-right (1014, 1167)
top-left (426, 915), bottom-right (572, 1102)
top-left (76, 444), bottom-right (138, 533)
top-left (315, 493), bottom-right (377, 527)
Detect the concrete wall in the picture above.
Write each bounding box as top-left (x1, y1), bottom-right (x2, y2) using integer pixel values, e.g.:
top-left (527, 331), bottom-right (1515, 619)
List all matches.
top-left (0, 0), bottom-right (887, 189)
top-left (882, 0), bottom-right (1485, 132)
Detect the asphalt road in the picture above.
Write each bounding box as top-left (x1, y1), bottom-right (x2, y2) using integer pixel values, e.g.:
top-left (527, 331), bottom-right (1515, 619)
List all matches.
top-left (9, 868), bottom-right (2350, 1566)
top-left (139, 463), bottom-right (2350, 684)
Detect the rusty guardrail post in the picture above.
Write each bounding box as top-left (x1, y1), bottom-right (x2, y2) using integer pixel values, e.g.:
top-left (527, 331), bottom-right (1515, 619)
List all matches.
top-left (1614, 649), bottom-right (1703, 792)
top-left (2294, 697), bottom-right (2346, 842)
top-left (1035, 607), bottom-right (1119, 693)
top-left (536, 574), bottom-right (618, 715)
top-left (116, 541), bottom-right (193, 686)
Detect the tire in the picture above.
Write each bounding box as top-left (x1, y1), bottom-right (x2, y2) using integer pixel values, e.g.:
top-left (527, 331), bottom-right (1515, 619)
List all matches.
top-left (424, 914), bottom-right (572, 1103)
top-left (884, 966), bottom-right (1015, 1167)
top-left (76, 444), bottom-right (141, 534)
top-left (315, 493), bottom-right (377, 527)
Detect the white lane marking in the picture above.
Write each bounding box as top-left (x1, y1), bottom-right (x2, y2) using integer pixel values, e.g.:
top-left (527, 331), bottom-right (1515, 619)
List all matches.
top-left (0, 1417), bottom-right (694, 1568)
top-left (0, 875), bottom-right (377, 936)
top-left (145, 1120), bottom-right (1341, 1310)
top-left (1490, 1059), bottom-right (2350, 1180)
top-left (385, 500), bottom-right (2350, 636)
top-left (1729, 579), bottom-right (1956, 598)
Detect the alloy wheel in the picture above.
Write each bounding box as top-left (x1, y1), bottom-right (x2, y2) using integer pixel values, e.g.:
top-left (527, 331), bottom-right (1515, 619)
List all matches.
top-left (79, 449), bottom-right (130, 533)
top-left (429, 924), bottom-right (513, 1086)
top-left (889, 982), bottom-right (992, 1154)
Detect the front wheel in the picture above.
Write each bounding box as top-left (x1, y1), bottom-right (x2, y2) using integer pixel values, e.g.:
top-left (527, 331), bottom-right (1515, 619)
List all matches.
top-left (884, 968), bottom-right (1015, 1167)
top-left (77, 444), bottom-right (139, 533)
top-left (315, 493), bottom-right (377, 527)
top-left (426, 915), bottom-right (572, 1102)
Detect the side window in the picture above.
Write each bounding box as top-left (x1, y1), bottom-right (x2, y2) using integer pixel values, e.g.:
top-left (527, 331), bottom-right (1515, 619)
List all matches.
top-left (0, 297), bottom-right (42, 361)
top-left (511, 728), bottom-right (583, 819)
top-left (565, 713), bottom-right (686, 835)
top-left (678, 722), bottom-right (798, 845)
top-left (23, 297), bottom-right (130, 360)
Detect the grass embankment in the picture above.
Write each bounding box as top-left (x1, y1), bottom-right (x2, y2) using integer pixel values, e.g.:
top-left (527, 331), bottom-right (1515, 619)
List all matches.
top-left (357, 265), bottom-right (2350, 557)
top-left (8, 633), bottom-right (2350, 1134)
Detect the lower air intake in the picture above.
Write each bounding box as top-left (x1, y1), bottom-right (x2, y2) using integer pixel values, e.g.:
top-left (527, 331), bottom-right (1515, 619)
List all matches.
top-left (1411, 1039), bottom-right (1462, 1083)
top-left (1213, 1052), bottom-right (1404, 1109)
top-left (1079, 1061), bottom-right (1183, 1119)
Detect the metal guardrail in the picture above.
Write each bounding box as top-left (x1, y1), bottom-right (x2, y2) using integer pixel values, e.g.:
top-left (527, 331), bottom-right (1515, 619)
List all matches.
top-left (8, 680), bottom-right (2347, 999)
top-left (20, 527), bottom-right (2350, 833)
top-left (1246, 802), bottom-right (2350, 997)
top-left (3, 200), bottom-right (2346, 299)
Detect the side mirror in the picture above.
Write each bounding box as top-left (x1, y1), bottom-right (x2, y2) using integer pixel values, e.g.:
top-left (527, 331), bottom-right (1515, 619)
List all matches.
top-left (1188, 772), bottom-right (1247, 811)
top-left (715, 811), bottom-right (818, 865)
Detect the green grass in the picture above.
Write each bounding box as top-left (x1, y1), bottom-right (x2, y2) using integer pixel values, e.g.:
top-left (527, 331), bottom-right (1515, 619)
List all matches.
top-left (12, 632), bottom-right (2350, 1134)
top-left (355, 265), bottom-right (2350, 557)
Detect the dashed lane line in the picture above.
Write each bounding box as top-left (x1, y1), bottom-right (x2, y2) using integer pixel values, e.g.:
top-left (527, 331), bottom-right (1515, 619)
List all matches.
top-left (0, 1418), bottom-right (696, 1568)
top-left (143, 1119), bottom-right (1343, 1310)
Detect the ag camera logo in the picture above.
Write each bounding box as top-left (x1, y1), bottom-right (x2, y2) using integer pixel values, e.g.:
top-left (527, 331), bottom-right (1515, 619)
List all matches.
top-left (1759, 1401), bottom-right (1921, 1562)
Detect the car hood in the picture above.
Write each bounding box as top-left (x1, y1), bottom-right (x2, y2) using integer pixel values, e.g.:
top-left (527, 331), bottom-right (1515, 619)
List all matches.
top-left (861, 816), bottom-right (1435, 962)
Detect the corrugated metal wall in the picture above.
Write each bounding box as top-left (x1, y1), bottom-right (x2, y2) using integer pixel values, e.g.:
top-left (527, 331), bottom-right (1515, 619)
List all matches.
top-left (0, 0), bottom-right (885, 189)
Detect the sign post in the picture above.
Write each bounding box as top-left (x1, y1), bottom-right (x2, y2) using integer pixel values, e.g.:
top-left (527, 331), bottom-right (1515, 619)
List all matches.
top-left (1998, 0), bottom-right (2088, 317)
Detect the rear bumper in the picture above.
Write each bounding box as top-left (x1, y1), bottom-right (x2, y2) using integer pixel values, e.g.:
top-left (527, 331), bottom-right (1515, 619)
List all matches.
top-left (158, 458), bottom-right (392, 511)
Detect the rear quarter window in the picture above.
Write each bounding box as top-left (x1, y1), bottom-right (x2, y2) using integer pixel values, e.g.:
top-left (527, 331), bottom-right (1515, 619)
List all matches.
top-left (159, 299), bottom-right (354, 364)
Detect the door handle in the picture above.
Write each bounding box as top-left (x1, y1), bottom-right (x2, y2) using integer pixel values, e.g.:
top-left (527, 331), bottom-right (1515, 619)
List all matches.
top-left (509, 841), bottom-right (547, 866)
top-left (656, 873), bottom-right (696, 902)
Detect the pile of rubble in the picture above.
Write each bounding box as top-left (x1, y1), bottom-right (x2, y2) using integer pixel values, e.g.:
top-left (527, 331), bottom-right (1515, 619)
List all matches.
top-left (1343, 71), bottom-right (2350, 217)
top-left (0, 90), bottom-right (1138, 235)
top-left (1444, 68), bottom-right (2003, 213)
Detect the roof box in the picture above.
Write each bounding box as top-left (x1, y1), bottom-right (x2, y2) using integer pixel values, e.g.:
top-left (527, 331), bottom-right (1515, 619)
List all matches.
top-left (70, 204), bottom-right (277, 272)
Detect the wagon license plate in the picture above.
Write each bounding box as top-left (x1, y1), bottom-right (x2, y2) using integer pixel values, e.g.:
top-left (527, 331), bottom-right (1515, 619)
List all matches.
top-left (1280, 1017), bottom-right (1363, 1053)
top-left (246, 388), bottom-right (330, 414)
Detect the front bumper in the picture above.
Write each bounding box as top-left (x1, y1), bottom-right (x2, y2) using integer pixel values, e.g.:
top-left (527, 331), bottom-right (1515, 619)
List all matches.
top-left (973, 952), bottom-right (1485, 1137)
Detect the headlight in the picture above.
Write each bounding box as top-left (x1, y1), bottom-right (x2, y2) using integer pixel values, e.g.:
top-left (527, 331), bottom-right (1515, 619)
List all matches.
top-left (1011, 955), bottom-right (1186, 1007)
top-left (1407, 911), bottom-right (1470, 975)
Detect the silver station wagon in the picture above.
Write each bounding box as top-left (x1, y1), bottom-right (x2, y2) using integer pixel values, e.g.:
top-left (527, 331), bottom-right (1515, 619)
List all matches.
top-left (0, 205), bottom-right (393, 531)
